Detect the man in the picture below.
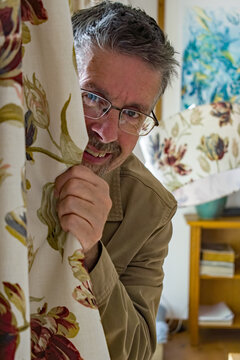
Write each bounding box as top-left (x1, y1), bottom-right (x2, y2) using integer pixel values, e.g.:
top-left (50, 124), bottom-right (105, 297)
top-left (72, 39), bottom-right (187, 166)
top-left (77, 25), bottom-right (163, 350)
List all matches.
top-left (55, 1), bottom-right (178, 359)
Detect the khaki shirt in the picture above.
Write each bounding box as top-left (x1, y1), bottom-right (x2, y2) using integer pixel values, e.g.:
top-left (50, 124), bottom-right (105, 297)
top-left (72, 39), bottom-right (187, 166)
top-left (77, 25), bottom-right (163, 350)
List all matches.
top-left (90, 154), bottom-right (177, 360)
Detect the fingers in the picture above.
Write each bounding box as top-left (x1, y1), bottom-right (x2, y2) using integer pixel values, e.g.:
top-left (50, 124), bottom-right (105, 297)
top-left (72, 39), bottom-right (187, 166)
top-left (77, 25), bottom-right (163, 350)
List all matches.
top-left (54, 165), bottom-right (112, 253)
top-left (57, 194), bottom-right (107, 235)
top-left (55, 165), bottom-right (107, 197)
top-left (57, 177), bottom-right (95, 204)
top-left (60, 213), bottom-right (101, 252)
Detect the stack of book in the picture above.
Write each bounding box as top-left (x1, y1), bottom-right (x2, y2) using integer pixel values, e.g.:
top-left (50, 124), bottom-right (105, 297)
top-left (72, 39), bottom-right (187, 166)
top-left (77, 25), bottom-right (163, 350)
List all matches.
top-left (200, 242), bottom-right (235, 277)
top-left (199, 301), bottom-right (234, 326)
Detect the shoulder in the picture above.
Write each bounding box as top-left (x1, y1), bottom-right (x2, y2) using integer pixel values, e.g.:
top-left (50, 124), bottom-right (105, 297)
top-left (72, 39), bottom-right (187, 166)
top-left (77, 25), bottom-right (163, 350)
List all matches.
top-left (120, 154), bottom-right (177, 224)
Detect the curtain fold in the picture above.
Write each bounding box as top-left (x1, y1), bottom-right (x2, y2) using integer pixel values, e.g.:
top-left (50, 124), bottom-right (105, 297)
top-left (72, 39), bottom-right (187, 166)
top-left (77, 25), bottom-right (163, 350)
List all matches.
top-left (0, 1), bottom-right (110, 359)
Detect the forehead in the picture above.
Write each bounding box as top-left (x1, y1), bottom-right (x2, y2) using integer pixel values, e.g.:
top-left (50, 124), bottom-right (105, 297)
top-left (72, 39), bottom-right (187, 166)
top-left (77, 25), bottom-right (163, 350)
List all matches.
top-left (78, 48), bottom-right (162, 111)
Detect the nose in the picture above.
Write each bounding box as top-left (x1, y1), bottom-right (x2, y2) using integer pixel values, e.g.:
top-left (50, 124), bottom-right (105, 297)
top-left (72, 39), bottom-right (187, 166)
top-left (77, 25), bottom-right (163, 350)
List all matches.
top-left (89, 109), bottom-right (119, 143)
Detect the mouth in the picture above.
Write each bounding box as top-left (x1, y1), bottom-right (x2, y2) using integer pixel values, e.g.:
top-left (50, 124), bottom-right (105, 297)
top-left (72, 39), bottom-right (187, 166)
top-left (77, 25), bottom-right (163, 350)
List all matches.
top-left (83, 145), bottom-right (112, 164)
top-left (85, 147), bottom-right (110, 158)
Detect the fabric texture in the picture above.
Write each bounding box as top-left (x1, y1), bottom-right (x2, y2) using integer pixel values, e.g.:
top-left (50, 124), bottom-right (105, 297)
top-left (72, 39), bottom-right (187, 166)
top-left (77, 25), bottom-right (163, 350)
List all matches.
top-left (140, 102), bottom-right (240, 207)
top-left (90, 154), bottom-right (177, 360)
top-left (0, 1), bottom-right (110, 359)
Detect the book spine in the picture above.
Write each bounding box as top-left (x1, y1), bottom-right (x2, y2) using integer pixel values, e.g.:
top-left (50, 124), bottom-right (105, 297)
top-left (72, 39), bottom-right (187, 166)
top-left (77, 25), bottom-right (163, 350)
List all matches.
top-left (200, 260), bottom-right (234, 268)
top-left (202, 253), bottom-right (234, 262)
top-left (200, 267), bottom-right (234, 277)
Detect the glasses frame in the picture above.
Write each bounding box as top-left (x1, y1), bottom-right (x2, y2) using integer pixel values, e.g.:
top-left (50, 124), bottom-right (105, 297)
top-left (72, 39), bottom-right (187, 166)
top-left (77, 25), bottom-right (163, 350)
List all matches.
top-left (81, 88), bottom-right (159, 136)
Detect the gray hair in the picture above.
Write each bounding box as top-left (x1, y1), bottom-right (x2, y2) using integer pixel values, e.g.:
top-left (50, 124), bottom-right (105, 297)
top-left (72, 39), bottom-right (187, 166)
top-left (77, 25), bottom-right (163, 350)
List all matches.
top-left (72, 1), bottom-right (178, 96)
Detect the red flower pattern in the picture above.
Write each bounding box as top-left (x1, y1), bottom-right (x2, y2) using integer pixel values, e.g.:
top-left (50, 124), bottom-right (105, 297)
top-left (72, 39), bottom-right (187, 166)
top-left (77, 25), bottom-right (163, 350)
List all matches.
top-left (0, 1), bottom-right (48, 87)
top-left (0, 7), bottom-right (22, 85)
top-left (72, 281), bottom-right (97, 309)
top-left (211, 101), bottom-right (233, 126)
top-left (21, 0), bottom-right (48, 24)
top-left (0, 293), bottom-right (19, 360)
top-left (31, 304), bottom-right (83, 360)
top-left (159, 138), bottom-right (192, 176)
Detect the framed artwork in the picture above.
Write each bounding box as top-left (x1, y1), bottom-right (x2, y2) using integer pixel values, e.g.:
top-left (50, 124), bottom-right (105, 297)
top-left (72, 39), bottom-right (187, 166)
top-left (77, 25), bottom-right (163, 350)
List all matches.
top-left (180, 0), bottom-right (240, 110)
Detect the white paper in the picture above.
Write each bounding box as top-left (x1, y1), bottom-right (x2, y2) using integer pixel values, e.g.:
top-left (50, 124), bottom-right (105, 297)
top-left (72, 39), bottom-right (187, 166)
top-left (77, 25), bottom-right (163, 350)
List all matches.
top-left (199, 302), bottom-right (234, 321)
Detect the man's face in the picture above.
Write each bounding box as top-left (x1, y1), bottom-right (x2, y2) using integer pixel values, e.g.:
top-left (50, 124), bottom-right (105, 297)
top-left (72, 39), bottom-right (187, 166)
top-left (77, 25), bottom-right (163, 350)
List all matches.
top-left (78, 48), bottom-right (161, 176)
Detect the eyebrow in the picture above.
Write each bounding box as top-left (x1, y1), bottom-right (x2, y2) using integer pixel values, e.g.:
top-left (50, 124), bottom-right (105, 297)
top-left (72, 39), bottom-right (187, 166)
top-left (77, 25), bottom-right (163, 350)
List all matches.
top-left (81, 82), bottom-right (151, 114)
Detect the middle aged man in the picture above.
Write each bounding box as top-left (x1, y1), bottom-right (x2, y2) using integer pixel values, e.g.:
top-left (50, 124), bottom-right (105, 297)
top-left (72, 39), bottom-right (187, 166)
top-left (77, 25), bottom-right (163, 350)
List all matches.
top-left (55, 2), bottom-right (178, 359)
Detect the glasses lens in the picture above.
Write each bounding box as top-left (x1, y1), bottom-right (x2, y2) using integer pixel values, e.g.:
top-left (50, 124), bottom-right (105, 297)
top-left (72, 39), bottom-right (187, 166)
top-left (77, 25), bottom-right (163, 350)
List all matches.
top-left (120, 110), bottom-right (155, 136)
top-left (81, 90), bottom-right (111, 119)
top-left (140, 116), bottom-right (155, 136)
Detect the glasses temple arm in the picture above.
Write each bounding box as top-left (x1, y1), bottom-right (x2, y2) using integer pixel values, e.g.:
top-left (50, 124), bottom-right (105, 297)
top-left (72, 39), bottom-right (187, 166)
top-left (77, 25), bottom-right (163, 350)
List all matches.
top-left (151, 111), bottom-right (159, 127)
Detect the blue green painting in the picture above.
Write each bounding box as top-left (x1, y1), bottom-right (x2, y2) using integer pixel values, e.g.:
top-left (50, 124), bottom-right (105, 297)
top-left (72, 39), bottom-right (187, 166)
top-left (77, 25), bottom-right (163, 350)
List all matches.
top-left (181, 6), bottom-right (240, 110)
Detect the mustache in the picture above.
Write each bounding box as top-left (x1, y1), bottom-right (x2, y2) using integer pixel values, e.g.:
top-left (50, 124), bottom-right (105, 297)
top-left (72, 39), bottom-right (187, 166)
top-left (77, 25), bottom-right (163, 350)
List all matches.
top-left (87, 130), bottom-right (121, 154)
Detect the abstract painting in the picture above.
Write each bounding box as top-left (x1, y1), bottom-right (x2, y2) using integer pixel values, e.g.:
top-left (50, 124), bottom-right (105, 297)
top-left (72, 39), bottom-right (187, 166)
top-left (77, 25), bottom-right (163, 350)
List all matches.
top-left (181, 5), bottom-right (240, 110)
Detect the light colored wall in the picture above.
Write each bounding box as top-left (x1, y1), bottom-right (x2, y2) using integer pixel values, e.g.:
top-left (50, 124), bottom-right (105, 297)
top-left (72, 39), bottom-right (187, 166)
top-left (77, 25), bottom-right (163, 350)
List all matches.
top-left (131, 0), bottom-right (158, 162)
top-left (159, 0), bottom-right (191, 320)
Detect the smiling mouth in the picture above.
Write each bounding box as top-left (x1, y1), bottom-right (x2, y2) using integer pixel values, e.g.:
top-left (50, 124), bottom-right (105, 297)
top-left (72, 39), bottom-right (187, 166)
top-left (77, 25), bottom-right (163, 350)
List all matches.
top-left (85, 147), bottom-right (110, 158)
top-left (83, 146), bottom-right (113, 164)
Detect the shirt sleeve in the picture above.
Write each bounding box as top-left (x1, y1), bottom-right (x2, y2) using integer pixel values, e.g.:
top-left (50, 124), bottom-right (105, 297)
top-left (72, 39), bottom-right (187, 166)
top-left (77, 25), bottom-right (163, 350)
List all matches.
top-left (89, 219), bottom-right (173, 360)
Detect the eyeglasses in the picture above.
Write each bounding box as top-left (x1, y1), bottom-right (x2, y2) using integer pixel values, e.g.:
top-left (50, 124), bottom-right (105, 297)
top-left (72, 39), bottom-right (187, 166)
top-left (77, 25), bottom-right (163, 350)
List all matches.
top-left (81, 89), bottom-right (159, 136)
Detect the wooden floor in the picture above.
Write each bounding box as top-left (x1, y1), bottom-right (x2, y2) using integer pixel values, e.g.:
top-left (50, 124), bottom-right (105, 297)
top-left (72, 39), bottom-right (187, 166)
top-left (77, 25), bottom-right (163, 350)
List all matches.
top-left (163, 326), bottom-right (240, 360)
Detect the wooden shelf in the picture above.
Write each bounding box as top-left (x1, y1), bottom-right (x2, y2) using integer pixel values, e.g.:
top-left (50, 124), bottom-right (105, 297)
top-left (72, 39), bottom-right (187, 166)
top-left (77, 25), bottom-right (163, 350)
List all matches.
top-left (200, 266), bottom-right (240, 280)
top-left (185, 214), bottom-right (240, 229)
top-left (185, 214), bottom-right (240, 346)
top-left (199, 314), bottom-right (240, 329)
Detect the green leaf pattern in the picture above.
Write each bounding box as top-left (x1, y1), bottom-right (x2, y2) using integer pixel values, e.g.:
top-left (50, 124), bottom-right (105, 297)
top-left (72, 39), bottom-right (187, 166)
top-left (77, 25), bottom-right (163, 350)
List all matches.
top-left (0, 158), bottom-right (11, 186)
top-left (24, 74), bottom-right (83, 165)
top-left (37, 182), bottom-right (67, 257)
top-left (0, 103), bottom-right (24, 126)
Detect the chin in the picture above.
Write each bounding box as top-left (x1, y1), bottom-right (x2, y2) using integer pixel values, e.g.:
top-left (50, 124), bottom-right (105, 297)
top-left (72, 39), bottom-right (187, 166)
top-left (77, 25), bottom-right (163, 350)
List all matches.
top-left (81, 158), bottom-right (112, 177)
top-left (82, 156), bottom-right (125, 177)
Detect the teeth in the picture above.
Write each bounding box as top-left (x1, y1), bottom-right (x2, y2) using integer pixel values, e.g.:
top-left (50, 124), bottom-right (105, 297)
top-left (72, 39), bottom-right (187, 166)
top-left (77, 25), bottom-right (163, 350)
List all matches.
top-left (86, 148), bottom-right (107, 158)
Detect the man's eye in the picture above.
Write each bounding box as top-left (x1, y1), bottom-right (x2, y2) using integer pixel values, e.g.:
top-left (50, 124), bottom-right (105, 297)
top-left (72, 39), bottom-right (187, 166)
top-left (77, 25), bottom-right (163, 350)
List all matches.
top-left (85, 93), bottom-right (99, 103)
top-left (124, 110), bottom-right (139, 119)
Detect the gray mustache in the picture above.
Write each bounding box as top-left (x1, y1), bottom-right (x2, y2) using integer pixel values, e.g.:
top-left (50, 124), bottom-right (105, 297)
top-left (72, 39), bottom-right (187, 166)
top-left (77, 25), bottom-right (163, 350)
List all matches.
top-left (88, 133), bottom-right (121, 154)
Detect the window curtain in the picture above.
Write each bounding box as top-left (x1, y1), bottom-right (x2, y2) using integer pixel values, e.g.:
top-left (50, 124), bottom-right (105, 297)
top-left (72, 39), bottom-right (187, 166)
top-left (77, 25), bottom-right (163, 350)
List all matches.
top-left (0, 1), bottom-right (110, 359)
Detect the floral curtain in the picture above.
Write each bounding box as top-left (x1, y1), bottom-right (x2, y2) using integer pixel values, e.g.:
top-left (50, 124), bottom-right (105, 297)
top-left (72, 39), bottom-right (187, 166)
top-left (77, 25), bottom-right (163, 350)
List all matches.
top-left (0, 1), bottom-right (110, 359)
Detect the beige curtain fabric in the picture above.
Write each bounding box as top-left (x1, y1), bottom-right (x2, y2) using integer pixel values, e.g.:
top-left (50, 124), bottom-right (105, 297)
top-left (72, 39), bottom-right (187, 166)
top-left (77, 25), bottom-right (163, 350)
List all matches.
top-left (72, 0), bottom-right (132, 12)
top-left (0, 1), bottom-right (110, 359)
top-left (72, 0), bottom-right (98, 11)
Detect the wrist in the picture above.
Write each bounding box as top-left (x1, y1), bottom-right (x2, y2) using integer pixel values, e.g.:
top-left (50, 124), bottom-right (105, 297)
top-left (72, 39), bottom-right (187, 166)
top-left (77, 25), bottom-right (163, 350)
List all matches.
top-left (84, 242), bottom-right (101, 272)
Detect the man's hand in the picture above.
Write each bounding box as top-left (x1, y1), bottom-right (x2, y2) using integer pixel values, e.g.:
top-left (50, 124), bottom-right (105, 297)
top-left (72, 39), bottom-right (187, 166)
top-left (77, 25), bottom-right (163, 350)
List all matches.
top-left (55, 165), bottom-right (112, 269)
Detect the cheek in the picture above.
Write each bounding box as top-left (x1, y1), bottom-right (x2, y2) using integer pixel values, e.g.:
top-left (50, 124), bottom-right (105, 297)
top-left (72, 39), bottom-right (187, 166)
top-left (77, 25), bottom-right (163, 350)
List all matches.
top-left (85, 116), bottom-right (91, 129)
top-left (118, 133), bottom-right (138, 156)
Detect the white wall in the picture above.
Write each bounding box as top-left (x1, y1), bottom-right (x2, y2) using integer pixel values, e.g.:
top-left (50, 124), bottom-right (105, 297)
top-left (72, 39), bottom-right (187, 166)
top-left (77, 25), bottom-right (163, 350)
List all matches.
top-left (131, 0), bottom-right (158, 162)
top-left (159, 0), bottom-right (191, 320)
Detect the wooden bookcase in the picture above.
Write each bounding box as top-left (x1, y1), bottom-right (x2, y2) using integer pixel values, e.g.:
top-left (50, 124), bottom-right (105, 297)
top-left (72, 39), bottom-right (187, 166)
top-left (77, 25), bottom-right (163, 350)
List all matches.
top-left (185, 214), bottom-right (240, 345)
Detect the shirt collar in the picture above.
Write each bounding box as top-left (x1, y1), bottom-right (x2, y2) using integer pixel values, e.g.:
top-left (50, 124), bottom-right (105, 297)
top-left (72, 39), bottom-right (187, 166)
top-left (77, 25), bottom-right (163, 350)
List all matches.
top-left (103, 166), bottom-right (123, 221)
